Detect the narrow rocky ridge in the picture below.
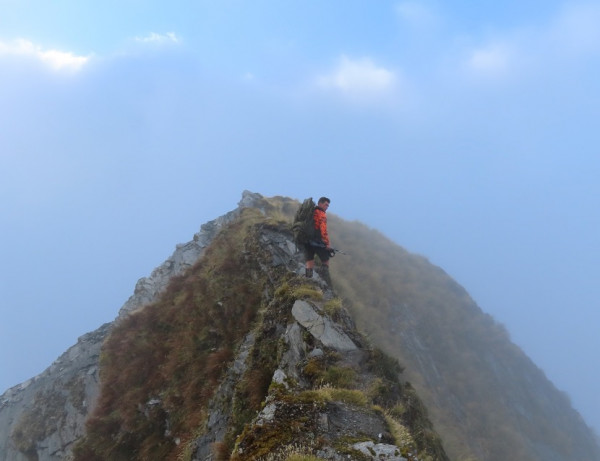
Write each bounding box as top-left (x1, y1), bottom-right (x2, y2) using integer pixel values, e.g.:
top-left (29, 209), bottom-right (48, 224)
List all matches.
top-left (3, 191), bottom-right (598, 461)
top-left (0, 191), bottom-right (269, 461)
top-left (184, 217), bottom-right (448, 460)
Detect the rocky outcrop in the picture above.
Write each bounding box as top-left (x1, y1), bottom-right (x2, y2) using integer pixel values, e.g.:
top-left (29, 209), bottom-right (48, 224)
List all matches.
top-left (190, 332), bottom-right (257, 461)
top-left (0, 324), bottom-right (109, 461)
top-left (291, 300), bottom-right (358, 351)
top-left (63, 197), bottom-right (447, 460)
top-left (187, 225), bottom-right (448, 461)
top-left (117, 191), bottom-right (264, 317)
top-left (0, 191), bottom-right (273, 461)
top-left (3, 191), bottom-right (599, 461)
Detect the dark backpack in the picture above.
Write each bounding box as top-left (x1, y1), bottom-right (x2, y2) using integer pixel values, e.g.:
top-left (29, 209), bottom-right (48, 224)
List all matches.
top-left (292, 197), bottom-right (316, 246)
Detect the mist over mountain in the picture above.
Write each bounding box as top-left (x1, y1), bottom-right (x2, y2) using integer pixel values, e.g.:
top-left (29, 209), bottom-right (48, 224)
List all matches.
top-left (1, 192), bottom-right (598, 461)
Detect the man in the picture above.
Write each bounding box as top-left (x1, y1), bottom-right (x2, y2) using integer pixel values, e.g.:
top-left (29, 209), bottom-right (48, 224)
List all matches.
top-left (304, 196), bottom-right (333, 283)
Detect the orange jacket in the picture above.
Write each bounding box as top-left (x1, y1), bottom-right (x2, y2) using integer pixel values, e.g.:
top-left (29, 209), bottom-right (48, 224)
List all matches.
top-left (313, 207), bottom-right (329, 247)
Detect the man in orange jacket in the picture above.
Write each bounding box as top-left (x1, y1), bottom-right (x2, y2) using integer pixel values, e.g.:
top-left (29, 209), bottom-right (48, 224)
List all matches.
top-left (304, 197), bottom-right (333, 283)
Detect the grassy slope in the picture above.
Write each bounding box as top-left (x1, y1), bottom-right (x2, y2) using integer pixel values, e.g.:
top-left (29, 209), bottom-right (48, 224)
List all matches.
top-left (326, 214), bottom-right (599, 461)
top-left (71, 196), bottom-right (447, 461)
top-left (73, 208), bottom-right (273, 461)
top-left (71, 195), bottom-right (599, 461)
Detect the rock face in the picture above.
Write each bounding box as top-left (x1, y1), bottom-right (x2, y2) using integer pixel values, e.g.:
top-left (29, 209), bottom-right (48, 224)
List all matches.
top-left (183, 225), bottom-right (447, 461)
top-left (0, 324), bottom-right (109, 461)
top-left (221, 285), bottom-right (446, 461)
top-left (117, 192), bottom-right (257, 317)
top-left (291, 300), bottom-right (357, 351)
top-left (0, 191), bottom-right (267, 461)
top-left (1, 191), bottom-right (599, 461)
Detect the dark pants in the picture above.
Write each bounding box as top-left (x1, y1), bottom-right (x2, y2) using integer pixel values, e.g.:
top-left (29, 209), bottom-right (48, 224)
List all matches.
top-left (303, 242), bottom-right (330, 263)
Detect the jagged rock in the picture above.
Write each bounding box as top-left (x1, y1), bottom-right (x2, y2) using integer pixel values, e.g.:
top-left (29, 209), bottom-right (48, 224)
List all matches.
top-left (191, 332), bottom-right (256, 461)
top-left (256, 402), bottom-right (278, 426)
top-left (272, 369), bottom-right (289, 387)
top-left (2, 191), bottom-right (598, 461)
top-left (0, 323), bottom-right (110, 461)
top-left (279, 322), bottom-right (307, 384)
top-left (0, 190), bottom-right (266, 461)
top-left (118, 190), bottom-right (259, 317)
top-left (353, 441), bottom-right (407, 460)
top-left (291, 299), bottom-right (357, 351)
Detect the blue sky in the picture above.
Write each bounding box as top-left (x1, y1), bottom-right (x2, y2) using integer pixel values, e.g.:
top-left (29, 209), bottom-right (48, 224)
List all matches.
top-left (1, 0), bottom-right (599, 436)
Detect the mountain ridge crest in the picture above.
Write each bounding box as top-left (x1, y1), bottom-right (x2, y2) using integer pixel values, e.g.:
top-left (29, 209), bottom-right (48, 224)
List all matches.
top-left (1, 191), bottom-right (598, 461)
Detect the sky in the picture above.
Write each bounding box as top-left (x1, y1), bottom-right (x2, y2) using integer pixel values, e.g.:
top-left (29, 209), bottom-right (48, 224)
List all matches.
top-left (1, 0), bottom-right (599, 437)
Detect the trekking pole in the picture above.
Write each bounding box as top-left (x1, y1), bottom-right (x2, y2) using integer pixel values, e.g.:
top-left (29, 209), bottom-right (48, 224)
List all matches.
top-left (309, 240), bottom-right (349, 256)
top-left (331, 248), bottom-right (349, 256)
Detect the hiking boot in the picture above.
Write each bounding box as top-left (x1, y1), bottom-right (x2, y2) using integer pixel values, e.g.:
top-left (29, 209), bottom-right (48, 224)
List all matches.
top-left (317, 266), bottom-right (332, 285)
top-left (305, 268), bottom-right (313, 278)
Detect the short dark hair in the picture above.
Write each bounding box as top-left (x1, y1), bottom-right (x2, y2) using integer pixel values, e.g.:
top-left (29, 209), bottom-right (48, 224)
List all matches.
top-left (318, 197), bottom-right (330, 205)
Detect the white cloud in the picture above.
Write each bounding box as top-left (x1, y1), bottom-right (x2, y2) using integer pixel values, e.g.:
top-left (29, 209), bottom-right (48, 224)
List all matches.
top-left (550, 3), bottom-right (600, 56)
top-left (317, 55), bottom-right (396, 98)
top-left (460, 3), bottom-right (600, 84)
top-left (0, 39), bottom-right (89, 71)
top-left (395, 1), bottom-right (439, 29)
top-left (467, 43), bottom-right (511, 76)
top-left (134, 32), bottom-right (180, 44)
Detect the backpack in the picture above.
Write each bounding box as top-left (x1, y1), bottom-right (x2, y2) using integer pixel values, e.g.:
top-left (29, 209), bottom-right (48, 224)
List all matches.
top-left (292, 197), bottom-right (316, 246)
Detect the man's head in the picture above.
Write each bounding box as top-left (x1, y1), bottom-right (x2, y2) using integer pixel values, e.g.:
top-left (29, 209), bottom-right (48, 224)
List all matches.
top-left (318, 197), bottom-right (330, 211)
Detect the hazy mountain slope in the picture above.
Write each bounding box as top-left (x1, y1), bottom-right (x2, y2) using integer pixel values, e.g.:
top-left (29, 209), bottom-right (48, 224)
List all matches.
top-left (1, 191), bottom-right (598, 461)
top-left (0, 192), bottom-right (260, 461)
top-left (0, 324), bottom-right (109, 461)
top-left (72, 204), bottom-right (448, 460)
top-left (327, 215), bottom-right (600, 461)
